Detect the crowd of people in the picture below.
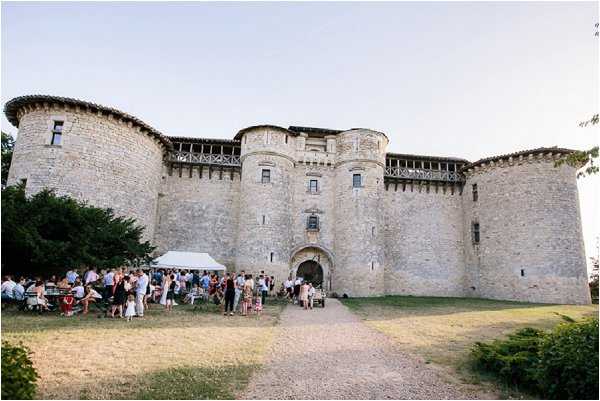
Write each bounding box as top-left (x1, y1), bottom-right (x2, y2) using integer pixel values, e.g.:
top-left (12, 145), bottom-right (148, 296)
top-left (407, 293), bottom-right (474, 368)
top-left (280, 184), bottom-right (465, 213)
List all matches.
top-left (0, 268), bottom-right (293, 318)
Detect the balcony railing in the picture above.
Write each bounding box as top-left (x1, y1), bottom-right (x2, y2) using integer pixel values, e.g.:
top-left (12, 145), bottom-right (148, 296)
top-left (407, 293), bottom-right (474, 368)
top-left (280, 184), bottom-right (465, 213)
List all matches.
top-left (385, 167), bottom-right (463, 182)
top-left (168, 151), bottom-right (241, 167)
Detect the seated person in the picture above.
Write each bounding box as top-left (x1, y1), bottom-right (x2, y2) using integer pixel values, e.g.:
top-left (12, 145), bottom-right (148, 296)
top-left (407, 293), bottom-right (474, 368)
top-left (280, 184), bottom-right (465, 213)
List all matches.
top-left (33, 280), bottom-right (49, 311)
top-left (14, 278), bottom-right (26, 301)
top-left (45, 275), bottom-right (57, 287)
top-left (76, 285), bottom-right (96, 314)
top-left (1, 275), bottom-right (16, 301)
top-left (71, 282), bottom-right (85, 300)
top-left (57, 276), bottom-right (71, 290)
top-left (182, 284), bottom-right (203, 304)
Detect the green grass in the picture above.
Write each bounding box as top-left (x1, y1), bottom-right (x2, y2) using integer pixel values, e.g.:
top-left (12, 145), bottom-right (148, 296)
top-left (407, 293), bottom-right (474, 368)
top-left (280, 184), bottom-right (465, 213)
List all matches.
top-left (341, 295), bottom-right (598, 398)
top-left (1, 297), bottom-right (286, 399)
top-left (136, 365), bottom-right (258, 399)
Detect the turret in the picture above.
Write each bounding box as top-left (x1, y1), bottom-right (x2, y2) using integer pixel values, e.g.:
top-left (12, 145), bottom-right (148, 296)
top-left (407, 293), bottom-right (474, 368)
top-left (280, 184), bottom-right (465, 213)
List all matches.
top-left (4, 95), bottom-right (168, 241)
top-left (333, 129), bottom-right (389, 296)
top-left (235, 125), bottom-right (295, 279)
top-left (462, 148), bottom-right (591, 304)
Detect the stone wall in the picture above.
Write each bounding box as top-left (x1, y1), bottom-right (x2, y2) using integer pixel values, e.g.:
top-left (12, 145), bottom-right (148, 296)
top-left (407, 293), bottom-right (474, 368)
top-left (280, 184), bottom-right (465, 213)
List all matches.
top-left (383, 182), bottom-right (466, 296)
top-left (462, 156), bottom-right (591, 304)
top-left (7, 105), bottom-right (164, 241)
top-left (153, 165), bottom-right (241, 269)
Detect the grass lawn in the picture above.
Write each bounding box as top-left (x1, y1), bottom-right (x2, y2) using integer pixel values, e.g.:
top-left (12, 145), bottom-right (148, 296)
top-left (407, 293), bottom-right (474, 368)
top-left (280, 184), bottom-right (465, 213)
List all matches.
top-left (341, 296), bottom-right (598, 395)
top-left (1, 298), bottom-right (286, 399)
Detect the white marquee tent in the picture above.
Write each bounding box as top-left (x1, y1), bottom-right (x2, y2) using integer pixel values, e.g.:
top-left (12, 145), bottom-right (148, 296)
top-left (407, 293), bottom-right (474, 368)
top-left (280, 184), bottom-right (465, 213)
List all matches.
top-left (151, 251), bottom-right (226, 271)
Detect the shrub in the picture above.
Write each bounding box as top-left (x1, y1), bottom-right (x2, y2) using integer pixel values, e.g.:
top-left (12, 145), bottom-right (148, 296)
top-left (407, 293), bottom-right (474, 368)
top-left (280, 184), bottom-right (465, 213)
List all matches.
top-left (471, 318), bottom-right (599, 399)
top-left (1, 342), bottom-right (38, 399)
top-left (537, 318), bottom-right (599, 400)
top-left (471, 327), bottom-right (544, 393)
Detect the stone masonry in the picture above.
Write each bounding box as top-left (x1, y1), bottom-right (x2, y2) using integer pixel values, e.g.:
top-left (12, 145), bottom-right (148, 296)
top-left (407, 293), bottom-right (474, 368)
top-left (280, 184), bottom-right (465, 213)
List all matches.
top-left (4, 95), bottom-right (592, 304)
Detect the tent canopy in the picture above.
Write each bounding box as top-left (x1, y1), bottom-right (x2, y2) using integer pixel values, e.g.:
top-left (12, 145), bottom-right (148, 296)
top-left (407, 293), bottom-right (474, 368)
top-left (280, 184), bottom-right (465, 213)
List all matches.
top-left (151, 251), bottom-right (226, 271)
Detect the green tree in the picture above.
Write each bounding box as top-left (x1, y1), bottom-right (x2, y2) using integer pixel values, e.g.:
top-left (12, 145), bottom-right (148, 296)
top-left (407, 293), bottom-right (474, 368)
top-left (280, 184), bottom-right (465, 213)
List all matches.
top-left (1, 131), bottom-right (15, 187)
top-left (1, 184), bottom-right (155, 277)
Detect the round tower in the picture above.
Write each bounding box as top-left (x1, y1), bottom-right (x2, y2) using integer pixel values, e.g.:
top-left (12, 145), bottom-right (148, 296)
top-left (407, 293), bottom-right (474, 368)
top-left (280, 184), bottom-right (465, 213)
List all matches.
top-left (236, 125), bottom-right (295, 280)
top-left (4, 95), bottom-right (169, 241)
top-left (462, 148), bottom-right (591, 304)
top-left (333, 128), bottom-right (388, 297)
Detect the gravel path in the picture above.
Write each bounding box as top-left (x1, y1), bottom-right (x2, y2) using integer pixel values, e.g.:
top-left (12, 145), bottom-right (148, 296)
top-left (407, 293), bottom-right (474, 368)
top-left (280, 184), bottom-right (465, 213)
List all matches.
top-left (243, 298), bottom-right (493, 400)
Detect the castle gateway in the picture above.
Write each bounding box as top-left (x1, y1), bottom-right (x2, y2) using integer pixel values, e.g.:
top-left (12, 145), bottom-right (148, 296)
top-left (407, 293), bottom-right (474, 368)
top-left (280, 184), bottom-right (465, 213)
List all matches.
top-left (4, 95), bottom-right (591, 304)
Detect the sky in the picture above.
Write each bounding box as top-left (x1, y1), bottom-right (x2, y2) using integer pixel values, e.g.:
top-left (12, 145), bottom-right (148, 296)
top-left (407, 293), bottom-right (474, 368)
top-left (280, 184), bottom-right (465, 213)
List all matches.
top-left (1, 1), bottom-right (599, 270)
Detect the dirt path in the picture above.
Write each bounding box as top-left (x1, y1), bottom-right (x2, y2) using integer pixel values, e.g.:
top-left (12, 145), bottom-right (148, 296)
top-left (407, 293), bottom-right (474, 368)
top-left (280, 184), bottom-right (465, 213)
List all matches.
top-left (243, 298), bottom-right (494, 400)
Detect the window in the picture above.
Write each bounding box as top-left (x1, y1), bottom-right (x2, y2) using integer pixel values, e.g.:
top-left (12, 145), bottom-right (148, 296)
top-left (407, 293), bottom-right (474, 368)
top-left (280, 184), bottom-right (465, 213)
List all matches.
top-left (309, 179), bottom-right (318, 193)
top-left (51, 121), bottom-right (63, 145)
top-left (371, 261), bottom-right (374, 271)
top-left (472, 222), bottom-right (480, 244)
top-left (520, 269), bottom-right (525, 277)
top-left (472, 184), bottom-right (478, 202)
top-left (307, 215), bottom-right (319, 230)
top-left (270, 252), bottom-right (274, 262)
top-left (372, 226), bottom-right (376, 237)
top-left (285, 135), bottom-right (288, 144)
top-left (353, 173), bottom-right (362, 188)
top-left (262, 215), bottom-right (266, 225)
top-left (261, 169), bottom-right (270, 184)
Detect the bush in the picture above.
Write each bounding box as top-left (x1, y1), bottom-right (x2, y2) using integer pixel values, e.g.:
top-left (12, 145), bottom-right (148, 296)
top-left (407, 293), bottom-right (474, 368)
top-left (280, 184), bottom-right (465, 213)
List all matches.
top-left (472, 327), bottom-right (544, 393)
top-left (471, 318), bottom-right (599, 399)
top-left (1, 342), bottom-right (38, 399)
top-left (537, 318), bottom-right (598, 399)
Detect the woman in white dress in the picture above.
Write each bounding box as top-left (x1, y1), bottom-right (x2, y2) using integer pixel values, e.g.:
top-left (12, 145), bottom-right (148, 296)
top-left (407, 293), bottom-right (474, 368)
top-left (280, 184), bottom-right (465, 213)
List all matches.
top-left (159, 272), bottom-right (169, 305)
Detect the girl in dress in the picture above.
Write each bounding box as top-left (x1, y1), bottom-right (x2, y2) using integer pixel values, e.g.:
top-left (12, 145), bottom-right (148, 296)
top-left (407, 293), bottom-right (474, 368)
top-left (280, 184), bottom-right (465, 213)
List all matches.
top-left (242, 277), bottom-right (253, 316)
top-left (254, 295), bottom-right (262, 316)
top-left (159, 273), bottom-right (169, 306)
top-left (124, 294), bottom-right (136, 321)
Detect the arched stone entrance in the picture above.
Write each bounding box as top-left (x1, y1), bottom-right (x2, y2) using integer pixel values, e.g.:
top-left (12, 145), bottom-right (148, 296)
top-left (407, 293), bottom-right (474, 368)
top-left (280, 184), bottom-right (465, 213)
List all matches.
top-left (296, 260), bottom-right (324, 287)
top-left (290, 244), bottom-right (334, 290)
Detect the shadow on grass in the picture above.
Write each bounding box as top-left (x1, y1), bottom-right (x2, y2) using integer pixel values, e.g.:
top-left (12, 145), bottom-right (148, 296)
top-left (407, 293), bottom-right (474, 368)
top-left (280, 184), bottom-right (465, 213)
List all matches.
top-left (135, 364), bottom-right (259, 400)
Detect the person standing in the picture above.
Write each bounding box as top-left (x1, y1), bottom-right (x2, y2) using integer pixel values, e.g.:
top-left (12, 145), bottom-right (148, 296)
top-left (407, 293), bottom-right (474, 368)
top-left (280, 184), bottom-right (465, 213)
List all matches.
top-left (242, 276), bottom-right (253, 316)
top-left (103, 269), bottom-right (114, 301)
top-left (66, 269), bottom-right (78, 285)
top-left (223, 273), bottom-right (236, 316)
top-left (307, 283), bottom-right (316, 309)
top-left (165, 274), bottom-right (176, 312)
top-left (85, 268), bottom-right (99, 285)
top-left (284, 277), bottom-right (293, 300)
top-left (135, 269), bottom-right (148, 317)
top-left (258, 275), bottom-right (268, 306)
top-left (269, 275), bottom-right (275, 294)
top-left (200, 271), bottom-right (210, 301)
top-left (234, 271), bottom-right (245, 313)
top-left (300, 281), bottom-right (309, 310)
top-left (293, 277), bottom-right (302, 304)
top-left (111, 276), bottom-right (126, 318)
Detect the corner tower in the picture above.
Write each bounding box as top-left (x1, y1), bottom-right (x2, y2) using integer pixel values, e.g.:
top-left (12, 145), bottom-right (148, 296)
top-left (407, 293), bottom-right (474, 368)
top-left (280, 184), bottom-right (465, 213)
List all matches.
top-left (4, 95), bottom-right (169, 241)
top-left (333, 129), bottom-right (389, 296)
top-left (235, 125), bottom-right (295, 278)
top-left (462, 148), bottom-right (591, 304)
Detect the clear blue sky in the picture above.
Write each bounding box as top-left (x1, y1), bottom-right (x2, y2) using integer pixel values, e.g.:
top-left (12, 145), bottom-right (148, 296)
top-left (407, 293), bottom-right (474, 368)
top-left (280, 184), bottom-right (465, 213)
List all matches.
top-left (2, 1), bottom-right (598, 269)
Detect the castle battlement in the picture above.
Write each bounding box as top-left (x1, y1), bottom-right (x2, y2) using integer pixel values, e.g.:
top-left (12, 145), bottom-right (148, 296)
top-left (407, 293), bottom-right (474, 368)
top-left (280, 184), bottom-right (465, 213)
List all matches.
top-left (4, 94), bottom-right (591, 304)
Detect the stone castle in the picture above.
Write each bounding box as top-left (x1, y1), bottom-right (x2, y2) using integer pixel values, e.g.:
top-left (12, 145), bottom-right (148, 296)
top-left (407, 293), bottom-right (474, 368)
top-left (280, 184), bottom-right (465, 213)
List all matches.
top-left (4, 95), bottom-right (591, 304)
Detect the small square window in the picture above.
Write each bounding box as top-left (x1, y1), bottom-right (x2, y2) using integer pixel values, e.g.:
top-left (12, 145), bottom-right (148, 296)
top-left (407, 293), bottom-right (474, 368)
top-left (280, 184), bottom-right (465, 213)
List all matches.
top-left (261, 169), bottom-right (270, 184)
top-left (353, 174), bottom-right (362, 188)
top-left (309, 179), bottom-right (318, 193)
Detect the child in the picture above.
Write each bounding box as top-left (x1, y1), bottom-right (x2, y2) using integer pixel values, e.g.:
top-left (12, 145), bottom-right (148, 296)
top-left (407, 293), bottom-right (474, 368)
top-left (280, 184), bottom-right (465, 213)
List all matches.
top-left (124, 294), bottom-right (136, 321)
top-left (254, 295), bottom-right (263, 316)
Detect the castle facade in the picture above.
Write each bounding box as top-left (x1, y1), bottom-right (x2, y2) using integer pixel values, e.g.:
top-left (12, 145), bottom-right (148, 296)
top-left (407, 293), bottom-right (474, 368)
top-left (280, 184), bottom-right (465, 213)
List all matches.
top-left (4, 95), bottom-right (591, 304)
